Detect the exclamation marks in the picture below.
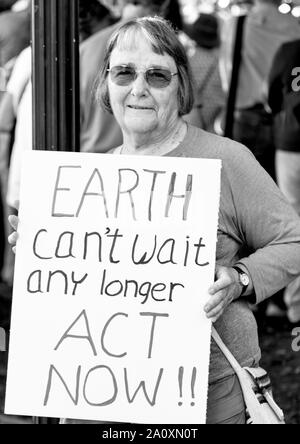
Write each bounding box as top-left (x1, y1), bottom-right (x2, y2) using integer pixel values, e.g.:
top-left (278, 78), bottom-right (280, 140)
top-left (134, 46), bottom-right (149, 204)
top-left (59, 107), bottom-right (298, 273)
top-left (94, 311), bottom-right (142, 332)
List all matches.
top-left (191, 367), bottom-right (196, 407)
top-left (178, 367), bottom-right (197, 407)
top-left (178, 366), bottom-right (184, 406)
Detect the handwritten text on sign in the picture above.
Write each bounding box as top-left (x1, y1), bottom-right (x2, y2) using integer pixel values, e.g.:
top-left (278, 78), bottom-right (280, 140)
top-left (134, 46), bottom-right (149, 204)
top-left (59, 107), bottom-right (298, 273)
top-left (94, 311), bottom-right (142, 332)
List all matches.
top-left (5, 152), bottom-right (221, 424)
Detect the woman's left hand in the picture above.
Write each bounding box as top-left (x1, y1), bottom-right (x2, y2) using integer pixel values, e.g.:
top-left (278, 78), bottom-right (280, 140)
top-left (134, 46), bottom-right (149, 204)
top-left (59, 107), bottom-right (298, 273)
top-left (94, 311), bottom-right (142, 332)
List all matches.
top-left (204, 265), bottom-right (241, 323)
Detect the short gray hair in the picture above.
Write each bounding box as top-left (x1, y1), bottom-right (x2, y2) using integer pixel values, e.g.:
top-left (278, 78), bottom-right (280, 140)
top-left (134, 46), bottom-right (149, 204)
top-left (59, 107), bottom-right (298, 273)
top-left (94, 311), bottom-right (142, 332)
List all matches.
top-left (95, 16), bottom-right (194, 117)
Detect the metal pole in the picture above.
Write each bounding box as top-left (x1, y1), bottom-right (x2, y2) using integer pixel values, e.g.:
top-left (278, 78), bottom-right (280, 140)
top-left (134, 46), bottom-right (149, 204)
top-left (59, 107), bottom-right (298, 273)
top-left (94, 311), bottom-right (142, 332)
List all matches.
top-left (32, 0), bottom-right (80, 152)
top-left (31, 0), bottom-right (80, 424)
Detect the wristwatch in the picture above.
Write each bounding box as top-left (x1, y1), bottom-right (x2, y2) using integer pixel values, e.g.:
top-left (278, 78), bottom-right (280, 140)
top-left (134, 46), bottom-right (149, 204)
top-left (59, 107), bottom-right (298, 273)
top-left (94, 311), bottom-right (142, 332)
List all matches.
top-left (233, 266), bottom-right (250, 296)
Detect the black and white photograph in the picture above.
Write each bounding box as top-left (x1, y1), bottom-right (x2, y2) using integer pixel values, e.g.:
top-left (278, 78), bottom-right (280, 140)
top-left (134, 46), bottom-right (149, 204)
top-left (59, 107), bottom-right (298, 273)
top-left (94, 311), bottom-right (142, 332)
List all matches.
top-left (0, 0), bottom-right (300, 430)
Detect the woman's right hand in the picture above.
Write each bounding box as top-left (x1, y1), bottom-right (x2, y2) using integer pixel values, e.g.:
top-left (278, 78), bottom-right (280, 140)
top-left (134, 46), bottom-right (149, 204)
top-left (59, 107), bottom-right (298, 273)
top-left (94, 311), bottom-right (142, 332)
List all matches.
top-left (8, 215), bottom-right (19, 254)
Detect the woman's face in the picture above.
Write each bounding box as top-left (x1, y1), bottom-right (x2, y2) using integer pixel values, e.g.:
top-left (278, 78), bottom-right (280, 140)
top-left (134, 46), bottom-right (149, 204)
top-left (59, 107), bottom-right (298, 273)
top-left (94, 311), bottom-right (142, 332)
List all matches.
top-left (107, 33), bottom-right (180, 142)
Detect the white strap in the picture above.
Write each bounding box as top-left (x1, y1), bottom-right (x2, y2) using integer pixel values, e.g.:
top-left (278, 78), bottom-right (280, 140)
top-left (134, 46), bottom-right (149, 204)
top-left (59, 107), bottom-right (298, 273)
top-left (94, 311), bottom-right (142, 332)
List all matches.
top-left (211, 327), bottom-right (242, 375)
top-left (211, 327), bottom-right (280, 424)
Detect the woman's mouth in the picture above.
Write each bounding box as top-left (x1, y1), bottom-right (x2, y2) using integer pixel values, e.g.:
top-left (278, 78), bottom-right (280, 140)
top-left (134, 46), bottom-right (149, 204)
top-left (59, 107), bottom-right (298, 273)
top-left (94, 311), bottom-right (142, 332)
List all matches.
top-left (127, 105), bottom-right (153, 110)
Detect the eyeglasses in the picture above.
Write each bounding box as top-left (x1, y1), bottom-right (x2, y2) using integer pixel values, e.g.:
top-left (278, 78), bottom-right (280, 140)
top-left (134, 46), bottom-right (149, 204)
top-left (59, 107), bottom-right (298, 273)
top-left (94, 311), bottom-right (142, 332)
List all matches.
top-left (107, 65), bottom-right (178, 89)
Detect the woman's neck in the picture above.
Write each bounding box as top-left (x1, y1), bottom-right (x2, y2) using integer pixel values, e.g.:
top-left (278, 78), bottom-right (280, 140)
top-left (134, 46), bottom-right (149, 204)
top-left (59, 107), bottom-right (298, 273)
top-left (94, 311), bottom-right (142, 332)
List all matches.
top-left (121, 119), bottom-right (187, 156)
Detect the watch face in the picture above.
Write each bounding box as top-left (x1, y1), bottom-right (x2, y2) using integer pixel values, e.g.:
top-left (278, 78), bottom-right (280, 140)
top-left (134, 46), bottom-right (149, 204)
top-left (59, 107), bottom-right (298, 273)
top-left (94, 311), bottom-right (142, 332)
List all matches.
top-left (240, 273), bottom-right (250, 286)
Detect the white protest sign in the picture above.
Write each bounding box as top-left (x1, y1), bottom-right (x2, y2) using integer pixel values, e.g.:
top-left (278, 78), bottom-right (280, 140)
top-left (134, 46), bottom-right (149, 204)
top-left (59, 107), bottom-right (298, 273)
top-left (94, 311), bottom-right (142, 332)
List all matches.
top-left (5, 151), bottom-right (221, 424)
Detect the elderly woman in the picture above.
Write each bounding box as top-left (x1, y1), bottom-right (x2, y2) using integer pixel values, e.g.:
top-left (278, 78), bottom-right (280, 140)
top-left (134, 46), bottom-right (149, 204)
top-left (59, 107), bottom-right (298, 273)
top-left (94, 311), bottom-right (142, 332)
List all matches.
top-left (9, 17), bottom-right (300, 424)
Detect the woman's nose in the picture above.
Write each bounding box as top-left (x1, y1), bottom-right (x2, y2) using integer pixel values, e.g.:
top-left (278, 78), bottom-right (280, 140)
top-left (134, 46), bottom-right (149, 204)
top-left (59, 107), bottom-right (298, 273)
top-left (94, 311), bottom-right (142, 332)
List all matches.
top-left (130, 72), bottom-right (148, 97)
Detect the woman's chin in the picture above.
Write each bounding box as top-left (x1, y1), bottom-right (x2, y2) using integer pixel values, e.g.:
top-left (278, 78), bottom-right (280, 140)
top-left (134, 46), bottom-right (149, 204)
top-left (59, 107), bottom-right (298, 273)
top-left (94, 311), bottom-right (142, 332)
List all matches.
top-left (125, 119), bottom-right (157, 135)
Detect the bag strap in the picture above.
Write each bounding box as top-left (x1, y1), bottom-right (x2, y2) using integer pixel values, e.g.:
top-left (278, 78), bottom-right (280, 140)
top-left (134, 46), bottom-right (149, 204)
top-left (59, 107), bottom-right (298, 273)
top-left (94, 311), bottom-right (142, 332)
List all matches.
top-left (211, 326), bottom-right (248, 379)
top-left (224, 15), bottom-right (246, 138)
top-left (211, 327), bottom-right (285, 423)
top-left (211, 326), bottom-right (267, 423)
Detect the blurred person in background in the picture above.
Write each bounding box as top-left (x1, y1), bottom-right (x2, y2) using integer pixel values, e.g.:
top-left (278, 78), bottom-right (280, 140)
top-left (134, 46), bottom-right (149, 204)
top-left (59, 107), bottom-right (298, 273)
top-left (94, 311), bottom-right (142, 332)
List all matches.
top-left (79, 0), bottom-right (116, 43)
top-left (0, 46), bottom-right (31, 306)
top-left (164, 0), bottom-right (183, 31)
top-left (0, 0), bottom-right (30, 102)
top-left (220, 0), bottom-right (299, 180)
top-left (0, 0), bottom-right (31, 297)
top-left (268, 39), bottom-right (300, 324)
top-left (4, 46), bottom-right (31, 221)
top-left (80, 0), bottom-right (171, 154)
top-left (0, 0), bottom-right (30, 69)
top-left (183, 13), bottom-right (225, 133)
top-left (0, 0), bottom-right (17, 13)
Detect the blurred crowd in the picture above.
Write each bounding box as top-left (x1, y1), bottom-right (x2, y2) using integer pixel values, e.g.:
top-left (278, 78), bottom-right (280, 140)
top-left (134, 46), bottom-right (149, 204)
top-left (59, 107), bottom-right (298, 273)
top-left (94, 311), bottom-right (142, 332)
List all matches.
top-left (0, 0), bottom-right (300, 328)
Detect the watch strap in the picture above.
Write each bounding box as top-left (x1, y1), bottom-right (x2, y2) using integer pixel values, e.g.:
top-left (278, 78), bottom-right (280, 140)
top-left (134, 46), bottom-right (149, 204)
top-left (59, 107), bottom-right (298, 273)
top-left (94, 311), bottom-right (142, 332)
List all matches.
top-left (233, 266), bottom-right (248, 295)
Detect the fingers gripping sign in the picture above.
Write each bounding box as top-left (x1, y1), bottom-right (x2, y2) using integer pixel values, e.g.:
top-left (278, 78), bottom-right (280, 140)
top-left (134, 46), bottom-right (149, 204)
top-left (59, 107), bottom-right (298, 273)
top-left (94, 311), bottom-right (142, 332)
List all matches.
top-left (204, 265), bottom-right (242, 323)
top-left (8, 215), bottom-right (19, 254)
